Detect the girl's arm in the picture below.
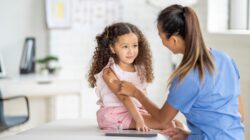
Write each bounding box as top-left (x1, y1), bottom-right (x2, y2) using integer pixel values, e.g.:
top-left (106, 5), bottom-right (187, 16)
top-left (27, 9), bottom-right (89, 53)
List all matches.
top-left (102, 68), bottom-right (148, 131)
top-left (119, 81), bottom-right (178, 125)
top-left (238, 96), bottom-right (244, 122)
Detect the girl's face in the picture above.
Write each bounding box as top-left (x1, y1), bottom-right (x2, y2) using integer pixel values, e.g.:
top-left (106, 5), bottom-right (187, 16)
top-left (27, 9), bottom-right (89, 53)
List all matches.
top-left (110, 33), bottom-right (139, 66)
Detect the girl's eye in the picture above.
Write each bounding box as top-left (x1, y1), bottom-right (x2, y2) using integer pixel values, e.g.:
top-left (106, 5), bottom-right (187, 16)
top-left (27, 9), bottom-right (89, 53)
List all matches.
top-left (122, 45), bottom-right (128, 48)
top-left (134, 45), bottom-right (138, 48)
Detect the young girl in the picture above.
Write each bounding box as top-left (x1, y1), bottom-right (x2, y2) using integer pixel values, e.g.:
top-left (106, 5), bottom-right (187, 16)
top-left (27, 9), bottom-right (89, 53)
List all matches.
top-left (88, 22), bottom-right (175, 131)
top-left (118, 5), bottom-right (245, 139)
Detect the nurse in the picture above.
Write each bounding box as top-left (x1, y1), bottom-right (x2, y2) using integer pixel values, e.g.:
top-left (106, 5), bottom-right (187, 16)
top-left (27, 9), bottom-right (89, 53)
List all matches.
top-left (118, 4), bottom-right (245, 140)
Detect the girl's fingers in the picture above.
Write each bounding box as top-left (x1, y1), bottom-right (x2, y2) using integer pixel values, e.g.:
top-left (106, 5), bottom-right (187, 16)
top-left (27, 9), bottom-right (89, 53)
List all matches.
top-left (147, 127), bottom-right (151, 132)
top-left (136, 127), bottom-right (140, 131)
top-left (145, 126), bottom-right (150, 132)
top-left (136, 126), bottom-right (150, 132)
top-left (136, 127), bottom-right (143, 131)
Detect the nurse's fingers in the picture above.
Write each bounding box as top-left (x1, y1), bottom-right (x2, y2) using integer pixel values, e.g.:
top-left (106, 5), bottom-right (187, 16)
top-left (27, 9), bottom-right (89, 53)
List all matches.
top-left (160, 127), bottom-right (178, 135)
top-left (173, 119), bottom-right (184, 128)
top-left (170, 133), bottom-right (188, 140)
top-left (109, 79), bottom-right (121, 85)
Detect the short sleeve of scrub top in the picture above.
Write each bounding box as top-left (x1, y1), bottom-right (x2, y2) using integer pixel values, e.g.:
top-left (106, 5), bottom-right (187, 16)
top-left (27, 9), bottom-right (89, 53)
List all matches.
top-left (231, 59), bottom-right (240, 79)
top-left (167, 71), bottom-right (200, 113)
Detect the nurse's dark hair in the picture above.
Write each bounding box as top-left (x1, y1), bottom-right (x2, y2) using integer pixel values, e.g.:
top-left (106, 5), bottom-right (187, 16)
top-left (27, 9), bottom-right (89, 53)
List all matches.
top-left (88, 22), bottom-right (154, 88)
top-left (157, 4), bottom-right (215, 85)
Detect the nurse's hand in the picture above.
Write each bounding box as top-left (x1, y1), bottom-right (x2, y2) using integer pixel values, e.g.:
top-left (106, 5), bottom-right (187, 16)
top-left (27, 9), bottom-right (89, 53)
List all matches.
top-left (118, 81), bottom-right (140, 98)
top-left (160, 123), bottom-right (190, 140)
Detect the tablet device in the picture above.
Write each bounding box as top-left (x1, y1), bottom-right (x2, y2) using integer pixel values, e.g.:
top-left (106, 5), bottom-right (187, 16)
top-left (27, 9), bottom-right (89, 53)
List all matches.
top-left (104, 129), bottom-right (158, 137)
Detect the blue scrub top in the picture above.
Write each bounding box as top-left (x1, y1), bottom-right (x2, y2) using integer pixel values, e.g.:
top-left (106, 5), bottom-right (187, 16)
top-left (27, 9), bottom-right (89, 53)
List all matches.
top-left (167, 48), bottom-right (244, 140)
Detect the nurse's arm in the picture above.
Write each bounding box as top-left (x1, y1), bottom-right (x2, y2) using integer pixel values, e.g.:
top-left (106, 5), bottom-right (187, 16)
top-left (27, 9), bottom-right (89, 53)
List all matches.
top-left (133, 88), bottom-right (179, 125)
top-left (238, 96), bottom-right (244, 122)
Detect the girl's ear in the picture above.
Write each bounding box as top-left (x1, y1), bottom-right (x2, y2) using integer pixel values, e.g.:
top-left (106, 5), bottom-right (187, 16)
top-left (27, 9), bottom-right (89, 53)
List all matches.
top-left (110, 46), bottom-right (115, 54)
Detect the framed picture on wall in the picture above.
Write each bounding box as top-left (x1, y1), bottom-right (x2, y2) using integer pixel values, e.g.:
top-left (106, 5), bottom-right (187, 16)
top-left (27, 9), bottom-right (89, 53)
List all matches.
top-left (45, 0), bottom-right (72, 29)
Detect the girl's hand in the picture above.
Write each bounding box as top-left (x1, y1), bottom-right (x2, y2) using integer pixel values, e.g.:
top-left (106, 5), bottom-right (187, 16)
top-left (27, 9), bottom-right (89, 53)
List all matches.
top-left (119, 81), bottom-right (138, 97)
top-left (135, 120), bottom-right (150, 132)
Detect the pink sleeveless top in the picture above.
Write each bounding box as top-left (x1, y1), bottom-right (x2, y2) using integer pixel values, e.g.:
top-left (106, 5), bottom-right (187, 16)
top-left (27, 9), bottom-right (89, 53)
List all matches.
top-left (94, 57), bottom-right (147, 107)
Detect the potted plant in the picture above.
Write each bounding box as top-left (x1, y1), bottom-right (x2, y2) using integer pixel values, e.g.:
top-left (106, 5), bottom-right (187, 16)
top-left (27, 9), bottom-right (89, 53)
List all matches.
top-left (36, 55), bottom-right (59, 75)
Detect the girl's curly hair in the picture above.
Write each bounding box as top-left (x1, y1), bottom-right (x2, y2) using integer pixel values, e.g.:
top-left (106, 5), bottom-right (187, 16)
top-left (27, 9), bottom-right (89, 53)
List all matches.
top-left (88, 22), bottom-right (154, 88)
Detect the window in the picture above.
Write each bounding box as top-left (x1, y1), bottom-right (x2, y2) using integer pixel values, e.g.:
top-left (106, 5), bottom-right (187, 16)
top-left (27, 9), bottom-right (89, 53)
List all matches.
top-left (228, 0), bottom-right (249, 30)
top-left (208, 0), bottom-right (250, 34)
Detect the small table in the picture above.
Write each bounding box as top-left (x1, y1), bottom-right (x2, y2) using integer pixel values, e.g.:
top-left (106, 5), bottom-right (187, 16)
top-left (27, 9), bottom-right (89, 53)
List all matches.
top-left (2, 119), bottom-right (170, 140)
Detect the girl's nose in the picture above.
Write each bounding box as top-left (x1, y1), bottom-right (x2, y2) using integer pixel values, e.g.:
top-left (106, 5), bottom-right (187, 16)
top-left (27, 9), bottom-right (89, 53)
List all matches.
top-left (128, 47), bottom-right (133, 54)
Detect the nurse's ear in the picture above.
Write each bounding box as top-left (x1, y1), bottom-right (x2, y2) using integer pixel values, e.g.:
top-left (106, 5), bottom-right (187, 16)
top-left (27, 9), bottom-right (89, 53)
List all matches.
top-left (168, 35), bottom-right (178, 47)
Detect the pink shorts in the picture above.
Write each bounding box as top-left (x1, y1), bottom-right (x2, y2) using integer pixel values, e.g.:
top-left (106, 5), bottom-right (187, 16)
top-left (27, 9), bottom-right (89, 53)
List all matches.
top-left (96, 106), bottom-right (148, 130)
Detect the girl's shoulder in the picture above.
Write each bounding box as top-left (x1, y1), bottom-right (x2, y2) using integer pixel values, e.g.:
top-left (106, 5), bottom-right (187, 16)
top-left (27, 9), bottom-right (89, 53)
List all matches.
top-left (94, 57), bottom-right (116, 79)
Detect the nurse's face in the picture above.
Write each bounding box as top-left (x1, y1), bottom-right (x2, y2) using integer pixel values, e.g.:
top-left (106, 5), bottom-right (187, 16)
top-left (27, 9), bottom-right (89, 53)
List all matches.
top-left (157, 25), bottom-right (185, 54)
top-left (158, 29), bottom-right (171, 50)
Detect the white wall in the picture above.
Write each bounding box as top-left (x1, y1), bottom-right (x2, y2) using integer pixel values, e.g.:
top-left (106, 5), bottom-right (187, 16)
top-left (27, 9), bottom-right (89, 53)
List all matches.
top-left (0, 0), bottom-right (49, 76)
